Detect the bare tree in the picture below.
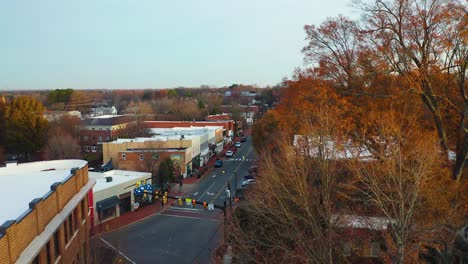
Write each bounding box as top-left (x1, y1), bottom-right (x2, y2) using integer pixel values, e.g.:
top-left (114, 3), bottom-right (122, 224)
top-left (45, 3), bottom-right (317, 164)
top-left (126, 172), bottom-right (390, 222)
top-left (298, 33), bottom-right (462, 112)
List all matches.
top-left (43, 128), bottom-right (81, 160)
top-left (228, 105), bottom-right (349, 263)
top-left (349, 109), bottom-right (447, 263)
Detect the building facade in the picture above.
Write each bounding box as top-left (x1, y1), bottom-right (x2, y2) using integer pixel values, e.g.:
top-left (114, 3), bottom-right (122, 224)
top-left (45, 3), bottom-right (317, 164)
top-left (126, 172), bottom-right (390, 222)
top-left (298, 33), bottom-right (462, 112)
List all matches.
top-left (79, 115), bottom-right (132, 153)
top-left (0, 160), bottom-right (95, 264)
top-left (89, 170), bottom-right (151, 226)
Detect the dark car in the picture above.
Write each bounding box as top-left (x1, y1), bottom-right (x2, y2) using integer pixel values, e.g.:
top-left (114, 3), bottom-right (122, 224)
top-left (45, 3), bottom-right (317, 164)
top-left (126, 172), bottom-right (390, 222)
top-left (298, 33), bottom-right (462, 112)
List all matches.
top-left (214, 159), bottom-right (223, 168)
top-left (241, 136), bottom-right (247, 142)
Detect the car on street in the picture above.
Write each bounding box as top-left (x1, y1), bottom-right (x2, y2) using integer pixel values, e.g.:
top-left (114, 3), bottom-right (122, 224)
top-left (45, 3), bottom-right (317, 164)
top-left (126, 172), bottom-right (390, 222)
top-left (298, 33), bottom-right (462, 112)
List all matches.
top-left (225, 150), bottom-right (234, 158)
top-left (235, 142), bottom-right (241, 148)
top-left (242, 175), bottom-right (256, 187)
top-left (214, 159), bottom-right (223, 168)
top-left (241, 136), bottom-right (247, 142)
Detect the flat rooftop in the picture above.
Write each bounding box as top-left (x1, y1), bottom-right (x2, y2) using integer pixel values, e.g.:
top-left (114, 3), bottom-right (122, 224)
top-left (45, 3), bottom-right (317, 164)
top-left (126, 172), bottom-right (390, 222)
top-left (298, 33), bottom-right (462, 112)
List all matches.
top-left (0, 160), bottom-right (88, 225)
top-left (89, 170), bottom-right (151, 192)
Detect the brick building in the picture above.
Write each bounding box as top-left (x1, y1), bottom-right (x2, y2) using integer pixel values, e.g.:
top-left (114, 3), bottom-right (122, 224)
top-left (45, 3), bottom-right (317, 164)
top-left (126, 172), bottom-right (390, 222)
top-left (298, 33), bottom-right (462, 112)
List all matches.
top-left (103, 138), bottom-right (193, 177)
top-left (79, 115), bottom-right (133, 153)
top-left (0, 160), bottom-right (95, 264)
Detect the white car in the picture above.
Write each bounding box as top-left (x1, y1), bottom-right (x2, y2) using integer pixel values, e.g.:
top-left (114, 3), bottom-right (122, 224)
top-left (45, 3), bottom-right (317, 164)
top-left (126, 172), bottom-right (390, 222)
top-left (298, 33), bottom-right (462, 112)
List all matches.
top-left (235, 142), bottom-right (241, 148)
top-left (225, 150), bottom-right (234, 158)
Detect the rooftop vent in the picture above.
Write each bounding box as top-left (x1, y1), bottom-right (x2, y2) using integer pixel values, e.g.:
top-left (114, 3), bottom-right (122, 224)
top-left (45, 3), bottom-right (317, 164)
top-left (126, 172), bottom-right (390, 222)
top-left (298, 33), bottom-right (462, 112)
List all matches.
top-left (106, 176), bottom-right (113, 182)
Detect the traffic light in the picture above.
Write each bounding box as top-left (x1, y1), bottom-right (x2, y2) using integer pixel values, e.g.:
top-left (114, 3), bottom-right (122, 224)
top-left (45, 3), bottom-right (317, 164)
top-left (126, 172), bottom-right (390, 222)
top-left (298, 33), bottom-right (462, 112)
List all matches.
top-left (192, 199), bottom-right (196, 207)
top-left (203, 202), bottom-right (208, 210)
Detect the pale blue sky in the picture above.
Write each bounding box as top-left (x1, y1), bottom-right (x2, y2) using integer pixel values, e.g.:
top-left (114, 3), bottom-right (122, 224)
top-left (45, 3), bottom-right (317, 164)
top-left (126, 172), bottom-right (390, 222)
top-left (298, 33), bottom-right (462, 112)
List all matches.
top-left (1, 0), bottom-right (353, 90)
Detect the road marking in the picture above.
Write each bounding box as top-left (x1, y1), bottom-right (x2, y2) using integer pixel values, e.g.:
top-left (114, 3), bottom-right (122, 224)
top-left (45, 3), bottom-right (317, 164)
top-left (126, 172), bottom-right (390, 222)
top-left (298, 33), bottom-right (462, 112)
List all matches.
top-left (99, 237), bottom-right (136, 264)
top-left (158, 212), bottom-right (221, 222)
top-left (209, 147), bottom-right (253, 204)
top-left (193, 192), bottom-right (198, 196)
top-left (212, 175), bottom-right (216, 178)
top-left (169, 207), bottom-right (204, 212)
top-left (198, 181), bottom-right (216, 201)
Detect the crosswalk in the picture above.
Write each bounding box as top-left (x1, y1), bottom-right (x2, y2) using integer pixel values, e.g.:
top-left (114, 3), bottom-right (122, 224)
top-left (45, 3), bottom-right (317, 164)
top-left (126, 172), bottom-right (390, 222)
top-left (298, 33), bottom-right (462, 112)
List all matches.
top-left (225, 158), bottom-right (255, 162)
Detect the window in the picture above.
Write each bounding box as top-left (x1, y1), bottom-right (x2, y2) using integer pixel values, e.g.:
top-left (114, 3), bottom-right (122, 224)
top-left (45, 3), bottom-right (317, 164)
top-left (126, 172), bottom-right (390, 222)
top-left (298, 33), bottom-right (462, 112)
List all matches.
top-left (83, 136), bottom-right (88, 141)
top-left (84, 146), bottom-right (90, 151)
top-left (53, 230), bottom-right (61, 258)
top-left (99, 128), bottom-right (102, 130)
top-left (91, 146), bottom-right (97, 152)
top-left (81, 199), bottom-right (86, 220)
top-left (122, 154), bottom-right (126, 160)
top-left (91, 128), bottom-right (95, 130)
top-left (74, 208), bottom-right (79, 230)
top-left (65, 214), bottom-right (73, 243)
top-left (46, 241), bottom-right (52, 264)
top-left (101, 207), bottom-right (116, 220)
top-left (370, 242), bottom-right (380, 257)
top-left (106, 136), bottom-right (110, 141)
top-left (106, 128), bottom-right (110, 131)
top-left (98, 136), bottom-right (103, 141)
top-left (139, 154), bottom-right (144, 161)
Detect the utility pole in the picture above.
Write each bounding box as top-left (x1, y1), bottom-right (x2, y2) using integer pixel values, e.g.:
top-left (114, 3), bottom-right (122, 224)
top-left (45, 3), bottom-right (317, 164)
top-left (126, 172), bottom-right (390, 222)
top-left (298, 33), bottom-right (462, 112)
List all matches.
top-left (234, 171), bottom-right (237, 199)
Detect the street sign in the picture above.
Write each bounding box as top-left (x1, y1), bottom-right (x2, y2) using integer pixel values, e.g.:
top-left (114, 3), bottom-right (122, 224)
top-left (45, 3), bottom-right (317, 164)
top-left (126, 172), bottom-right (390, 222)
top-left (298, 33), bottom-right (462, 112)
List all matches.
top-left (133, 202), bottom-right (140, 210)
top-left (208, 203), bottom-right (214, 210)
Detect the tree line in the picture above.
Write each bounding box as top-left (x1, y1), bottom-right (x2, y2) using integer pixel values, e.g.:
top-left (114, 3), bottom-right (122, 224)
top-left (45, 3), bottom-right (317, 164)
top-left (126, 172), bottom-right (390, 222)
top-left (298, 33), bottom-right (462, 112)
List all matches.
top-left (239, 0), bottom-right (467, 263)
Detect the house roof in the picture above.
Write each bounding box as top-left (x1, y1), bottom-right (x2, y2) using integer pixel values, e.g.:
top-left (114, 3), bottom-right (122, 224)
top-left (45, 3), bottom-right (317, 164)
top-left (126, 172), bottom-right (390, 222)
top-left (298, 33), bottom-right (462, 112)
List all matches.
top-left (0, 160), bottom-right (88, 225)
top-left (80, 115), bottom-right (133, 126)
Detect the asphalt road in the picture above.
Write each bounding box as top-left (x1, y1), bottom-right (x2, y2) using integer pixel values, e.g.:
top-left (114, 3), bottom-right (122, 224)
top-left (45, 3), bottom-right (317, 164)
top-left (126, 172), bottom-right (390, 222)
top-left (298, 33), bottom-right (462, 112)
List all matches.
top-left (95, 137), bottom-right (256, 264)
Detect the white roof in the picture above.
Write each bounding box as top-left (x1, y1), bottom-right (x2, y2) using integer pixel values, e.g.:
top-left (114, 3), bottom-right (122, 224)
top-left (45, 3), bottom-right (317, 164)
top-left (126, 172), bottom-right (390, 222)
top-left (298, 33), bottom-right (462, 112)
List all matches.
top-left (112, 137), bottom-right (166, 144)
top-left (332, 214), bottom-right (394, 230)
top-left (293, 135), bottom-right (374, 160)
top-left (0, 160), bottom-right (87, 225)
top-left (89, 170), bottom-right (151, 192)
top-left (92, 114), bottom-right (122, 119)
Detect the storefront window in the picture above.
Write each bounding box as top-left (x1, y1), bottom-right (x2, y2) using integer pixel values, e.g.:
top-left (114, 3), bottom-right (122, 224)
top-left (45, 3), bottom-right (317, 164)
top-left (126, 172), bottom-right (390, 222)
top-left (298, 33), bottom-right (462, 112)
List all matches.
top-left (101, 206), bottom-right (116, 220)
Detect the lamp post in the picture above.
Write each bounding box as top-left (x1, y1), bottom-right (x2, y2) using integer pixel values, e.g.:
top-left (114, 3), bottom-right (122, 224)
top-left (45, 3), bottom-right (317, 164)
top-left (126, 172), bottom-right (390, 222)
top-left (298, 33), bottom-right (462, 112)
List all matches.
top-left (234, 171), bottom-right (237, 200)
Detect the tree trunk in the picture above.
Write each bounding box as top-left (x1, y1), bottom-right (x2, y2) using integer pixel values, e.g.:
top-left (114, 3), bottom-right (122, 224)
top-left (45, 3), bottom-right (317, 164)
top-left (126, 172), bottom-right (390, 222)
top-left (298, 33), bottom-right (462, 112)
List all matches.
top-left (421, 92), bottom-right (449, 152)
top-left (453, 110), bottom-right (468, 181)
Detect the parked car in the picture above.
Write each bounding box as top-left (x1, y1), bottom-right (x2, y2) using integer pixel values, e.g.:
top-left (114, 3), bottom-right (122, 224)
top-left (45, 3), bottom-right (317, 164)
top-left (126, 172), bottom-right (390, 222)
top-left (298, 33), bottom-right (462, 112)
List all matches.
top-left (235, 142), bottom-right (241, 148)
top-left (241, 136), bottom-right (247, 142)
top-left (214, 159), bottom-right (223, 168)
top-left (225, 150), bottom-right (234, 158)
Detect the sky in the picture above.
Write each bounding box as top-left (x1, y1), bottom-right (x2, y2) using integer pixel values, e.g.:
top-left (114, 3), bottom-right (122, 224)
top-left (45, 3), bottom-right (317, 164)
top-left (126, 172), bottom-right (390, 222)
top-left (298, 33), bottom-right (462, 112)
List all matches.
top-left (0, 0), bottom-right (354, 90)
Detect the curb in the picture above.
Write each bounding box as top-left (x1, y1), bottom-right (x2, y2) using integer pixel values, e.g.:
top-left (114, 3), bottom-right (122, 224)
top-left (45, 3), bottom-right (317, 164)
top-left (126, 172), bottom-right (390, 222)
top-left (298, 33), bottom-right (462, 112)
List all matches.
top-left (91, 203), bottom-right (173, 237)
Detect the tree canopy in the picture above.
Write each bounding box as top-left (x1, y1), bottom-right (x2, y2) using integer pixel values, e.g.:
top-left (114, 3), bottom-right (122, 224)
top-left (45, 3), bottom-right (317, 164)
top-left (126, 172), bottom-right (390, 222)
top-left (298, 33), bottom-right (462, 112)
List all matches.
top-left (1, 96), bottom-right (49, 160)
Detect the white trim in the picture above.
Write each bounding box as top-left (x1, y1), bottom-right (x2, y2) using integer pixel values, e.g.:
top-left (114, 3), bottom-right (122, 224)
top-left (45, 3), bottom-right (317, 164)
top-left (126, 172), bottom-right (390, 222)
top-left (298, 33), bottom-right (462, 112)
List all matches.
top-left (15, 179), bottom-right (96, 264)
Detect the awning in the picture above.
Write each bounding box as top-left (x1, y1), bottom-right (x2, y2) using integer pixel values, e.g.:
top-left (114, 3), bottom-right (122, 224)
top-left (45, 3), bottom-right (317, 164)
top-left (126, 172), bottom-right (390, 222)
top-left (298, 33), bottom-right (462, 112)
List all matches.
top-left (101, 159), bottom-right (113, 171)
top-left (96, 196), bottom-right (120, 212)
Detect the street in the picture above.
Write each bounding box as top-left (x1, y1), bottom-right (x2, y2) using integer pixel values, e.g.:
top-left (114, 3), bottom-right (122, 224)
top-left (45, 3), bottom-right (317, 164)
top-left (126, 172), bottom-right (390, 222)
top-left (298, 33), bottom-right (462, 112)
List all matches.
top-left (94, 136), bottom-right (256, 263)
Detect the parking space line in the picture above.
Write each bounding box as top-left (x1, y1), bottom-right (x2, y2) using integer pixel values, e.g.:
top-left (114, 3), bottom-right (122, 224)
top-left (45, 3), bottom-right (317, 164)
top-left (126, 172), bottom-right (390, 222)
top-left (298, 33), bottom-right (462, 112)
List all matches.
top-left (99, 237), bottom-right (136, 264)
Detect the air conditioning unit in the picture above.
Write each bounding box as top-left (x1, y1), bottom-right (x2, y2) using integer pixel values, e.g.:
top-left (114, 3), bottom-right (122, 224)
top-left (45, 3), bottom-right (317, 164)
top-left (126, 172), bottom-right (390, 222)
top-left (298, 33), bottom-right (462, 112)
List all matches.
top-left (106, 177), bottom-right (113, 182)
